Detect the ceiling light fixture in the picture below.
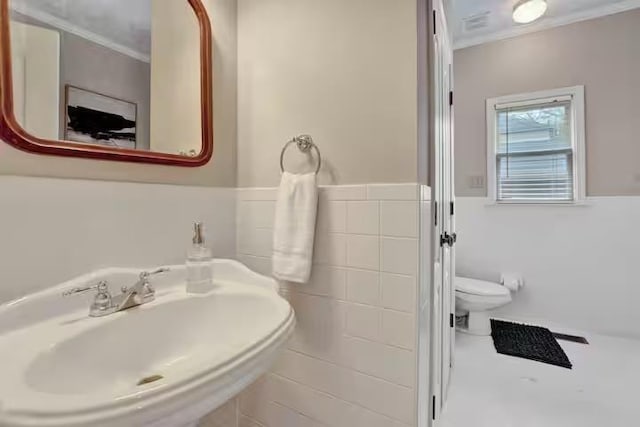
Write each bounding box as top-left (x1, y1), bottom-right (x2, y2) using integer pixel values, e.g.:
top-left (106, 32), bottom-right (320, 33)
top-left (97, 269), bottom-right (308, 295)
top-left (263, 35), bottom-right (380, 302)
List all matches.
top-left (512, 0), bottom-right (548, 24)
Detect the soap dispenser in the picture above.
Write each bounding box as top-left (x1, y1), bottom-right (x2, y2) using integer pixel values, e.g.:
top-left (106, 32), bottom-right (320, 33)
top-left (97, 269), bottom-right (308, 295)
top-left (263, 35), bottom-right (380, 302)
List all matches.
top-left (186, 222), bottom-right (213, 293)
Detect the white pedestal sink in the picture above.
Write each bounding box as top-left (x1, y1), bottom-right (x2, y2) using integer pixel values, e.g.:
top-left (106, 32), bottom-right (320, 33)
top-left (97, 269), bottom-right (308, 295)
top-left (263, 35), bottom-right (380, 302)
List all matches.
top-left (0, 260), bottom-right (295, 427)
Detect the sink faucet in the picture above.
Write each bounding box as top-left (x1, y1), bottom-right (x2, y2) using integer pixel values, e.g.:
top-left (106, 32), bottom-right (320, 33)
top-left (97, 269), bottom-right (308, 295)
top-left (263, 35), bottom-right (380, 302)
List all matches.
top-left (63, 268), bottom-right (170, 317)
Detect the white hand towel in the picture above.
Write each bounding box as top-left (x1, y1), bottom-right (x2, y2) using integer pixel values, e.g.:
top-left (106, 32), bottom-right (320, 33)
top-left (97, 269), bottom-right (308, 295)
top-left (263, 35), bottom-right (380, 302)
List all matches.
top-left (272, 172), bottom-right (318, 283)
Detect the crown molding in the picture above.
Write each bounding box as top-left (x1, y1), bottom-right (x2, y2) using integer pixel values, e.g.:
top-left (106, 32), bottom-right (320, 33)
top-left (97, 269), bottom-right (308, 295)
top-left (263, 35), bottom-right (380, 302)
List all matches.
top-left (454, 0), bottom-right (640, 50)
top-left (10, 3), bottom-right (150, 62)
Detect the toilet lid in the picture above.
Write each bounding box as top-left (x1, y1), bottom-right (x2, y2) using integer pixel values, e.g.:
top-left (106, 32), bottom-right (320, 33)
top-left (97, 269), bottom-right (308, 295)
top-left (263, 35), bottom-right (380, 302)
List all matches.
top-left (456, 277), bottom-right (510, 297)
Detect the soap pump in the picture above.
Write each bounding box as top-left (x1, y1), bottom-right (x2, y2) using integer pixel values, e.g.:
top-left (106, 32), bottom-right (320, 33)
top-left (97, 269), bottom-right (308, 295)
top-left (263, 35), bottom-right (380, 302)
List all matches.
top-left (186, 222), bottom-right (213, 293)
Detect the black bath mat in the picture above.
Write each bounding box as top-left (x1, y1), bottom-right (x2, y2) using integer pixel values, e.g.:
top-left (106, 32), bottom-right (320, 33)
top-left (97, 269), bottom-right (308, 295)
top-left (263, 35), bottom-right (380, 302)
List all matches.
top-left (490, 319), bottom-right (572, 369)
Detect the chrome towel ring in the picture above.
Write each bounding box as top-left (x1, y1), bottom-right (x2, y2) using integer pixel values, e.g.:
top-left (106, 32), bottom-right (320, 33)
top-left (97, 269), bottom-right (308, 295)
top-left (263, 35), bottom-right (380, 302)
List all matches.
top-left (280, 135), bottom-right (322, 175)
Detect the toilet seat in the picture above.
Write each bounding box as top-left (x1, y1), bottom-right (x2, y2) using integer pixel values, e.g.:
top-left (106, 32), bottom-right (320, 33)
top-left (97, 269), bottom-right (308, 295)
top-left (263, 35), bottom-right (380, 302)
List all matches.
top-left (456, 277), bottom-right (510, 297)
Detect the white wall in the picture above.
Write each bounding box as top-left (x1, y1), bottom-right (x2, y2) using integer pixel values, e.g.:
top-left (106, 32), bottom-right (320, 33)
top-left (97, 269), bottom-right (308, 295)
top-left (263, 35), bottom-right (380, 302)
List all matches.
top-left (456, 197), bottom-right (640, 339)
top-left (0, 176), bottom-right (236, 305)
top-left (233, 184), bottom-right (421, 427)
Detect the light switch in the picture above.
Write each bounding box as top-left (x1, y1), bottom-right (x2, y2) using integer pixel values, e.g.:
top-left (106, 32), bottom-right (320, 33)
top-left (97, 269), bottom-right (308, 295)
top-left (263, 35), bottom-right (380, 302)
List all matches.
top-left (468, 175), bottom-right (485, 189)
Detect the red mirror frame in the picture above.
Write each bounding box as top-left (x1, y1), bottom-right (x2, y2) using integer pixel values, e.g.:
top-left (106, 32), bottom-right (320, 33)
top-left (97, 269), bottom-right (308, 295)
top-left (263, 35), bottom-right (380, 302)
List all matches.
top-left (0, 0), bottom-right (213, 167)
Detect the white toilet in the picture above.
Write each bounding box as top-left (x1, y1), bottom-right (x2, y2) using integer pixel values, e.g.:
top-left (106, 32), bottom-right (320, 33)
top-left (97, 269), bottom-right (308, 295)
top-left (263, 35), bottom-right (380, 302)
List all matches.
top-left (455, 276), bottom-right (512, 335)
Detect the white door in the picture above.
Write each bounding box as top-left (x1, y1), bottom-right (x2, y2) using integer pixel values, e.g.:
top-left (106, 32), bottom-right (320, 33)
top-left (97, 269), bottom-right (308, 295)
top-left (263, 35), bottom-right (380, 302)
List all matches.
top-left (430, 0), bottom-right (455, 423)
top-left (441, 58), bottom-right (454, 400)
top-left (447, 60), bottom-right (457, 378)
top-left (430, 16), bottom-right (444, 422)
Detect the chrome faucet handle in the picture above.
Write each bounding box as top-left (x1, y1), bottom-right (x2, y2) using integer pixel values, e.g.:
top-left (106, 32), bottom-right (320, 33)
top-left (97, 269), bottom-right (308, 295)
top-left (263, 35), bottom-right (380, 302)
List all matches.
top-left (63, 281), bottom-right (110, 297)
top-left (121, 268), bottom-right (170, 296)
top-left (63, 281), bottom-right (114, 316)
top-left (139, 267), bottom-right (170, 280)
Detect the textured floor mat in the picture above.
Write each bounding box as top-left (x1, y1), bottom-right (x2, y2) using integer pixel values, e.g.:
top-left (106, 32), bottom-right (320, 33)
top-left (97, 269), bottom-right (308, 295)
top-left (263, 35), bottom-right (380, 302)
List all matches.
top-left (491, 319), bottom-right (572, 369)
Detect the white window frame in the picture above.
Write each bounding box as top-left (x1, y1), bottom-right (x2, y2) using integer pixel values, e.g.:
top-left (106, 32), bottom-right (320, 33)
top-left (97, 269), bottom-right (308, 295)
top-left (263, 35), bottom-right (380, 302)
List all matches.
top-left (486, 85), bottom-right (586, 205)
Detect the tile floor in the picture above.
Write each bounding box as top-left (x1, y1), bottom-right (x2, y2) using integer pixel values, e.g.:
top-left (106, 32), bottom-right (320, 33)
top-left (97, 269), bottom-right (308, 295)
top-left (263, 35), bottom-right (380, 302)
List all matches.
top-left (441, 324), bottom-right (640, 427)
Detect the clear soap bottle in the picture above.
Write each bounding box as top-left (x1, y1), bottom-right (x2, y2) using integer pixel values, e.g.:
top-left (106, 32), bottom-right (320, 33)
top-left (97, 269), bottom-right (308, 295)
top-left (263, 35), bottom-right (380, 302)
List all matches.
top-left (186, 222), bottom-right (213, 294)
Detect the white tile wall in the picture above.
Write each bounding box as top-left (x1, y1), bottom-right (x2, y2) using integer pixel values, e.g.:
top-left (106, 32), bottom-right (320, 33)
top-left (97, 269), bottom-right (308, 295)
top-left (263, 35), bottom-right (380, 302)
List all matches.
top-left (347, 201), bottom-right (379, 235)
top-left (381, 238), bottom-right (419, 276)
top-left (0, 176), bottom-right (237, 305)
top-left (232, 184), bottom-right (421, 427)
top-left (200, 400), bottom-right (238, 427)
top-left (380, 201), bottom-right (419, 238)
top-left (346, 235), bottom-right (380, 270)
top-left (417, 191), bottom-right (432, 426)
top-left (347, 269), bottom-right (380, 306)
top-left (381, 273), bottom-right (416, 313)
top-left (0, 177), bottom-right (428, 427)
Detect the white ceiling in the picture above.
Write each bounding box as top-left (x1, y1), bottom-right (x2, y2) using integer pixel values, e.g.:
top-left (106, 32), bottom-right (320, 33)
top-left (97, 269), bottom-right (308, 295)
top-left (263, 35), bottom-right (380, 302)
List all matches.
top-left (11, 0), bottom-right (151, 60)
top-left (450, 0), bottom-right (640, 49)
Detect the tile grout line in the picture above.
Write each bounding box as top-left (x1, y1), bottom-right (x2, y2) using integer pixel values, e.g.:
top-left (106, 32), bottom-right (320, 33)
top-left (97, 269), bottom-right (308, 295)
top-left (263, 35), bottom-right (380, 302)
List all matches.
top-left (284, 348), bottom-right (414, 390)
top-left (267, 372), bottom-right (414, 426)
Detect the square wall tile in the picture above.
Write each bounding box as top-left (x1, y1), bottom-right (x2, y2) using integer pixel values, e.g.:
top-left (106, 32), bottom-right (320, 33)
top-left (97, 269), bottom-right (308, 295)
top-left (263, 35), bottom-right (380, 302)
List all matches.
top-left (238, 228), bottom-right (273, 258)
top-left (267, 402), bottom-right (325, 427)
top-left (381, 273), bottom-right (416, 313)
top-left (346, 201), bottom-right (379, 235)
top-left (268, 373), bottom-right (410, 427)
top-left (380, 237), bottom-right (418, 275)
top-left (319, 185), bottom-right (367, 201)
top-left (381, 310), bottom-right (415, 350)
top-left (367, 184), bottom-right (419, 201)
top-left (238, 415), bottom-right (263, 427)
top-left (314, 233), bottom-right (347, 266)
top-left (237, 255), bottom-right (272, 276)
top-left (273, 351), bottom-right (414, 424)
top-left (342, 336), bottom-right (415, 387)
top-left (239, 376), bottom-right (270, 423)
top-left (346, 303), bottom-right (380, 341)
top-left (200, 399), bottom-right (238, 427)
top-left (317, 201), bottom-right (346, 233)
top-left (380, 201), bottom-right (418, 238)
top-left (346, 235), bottom-right (380, 270)
top-left (300, 265), bottom-right (347, 299)
top-left (346, 269), bottom-right (380, 305)
top-left (285, 292), bottom-right (346, 362)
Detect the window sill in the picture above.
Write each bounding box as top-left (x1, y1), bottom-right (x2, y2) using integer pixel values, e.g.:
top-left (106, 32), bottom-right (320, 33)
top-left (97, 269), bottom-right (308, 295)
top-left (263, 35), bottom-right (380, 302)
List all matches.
top-left (484, 199), bottom-right (591, 208)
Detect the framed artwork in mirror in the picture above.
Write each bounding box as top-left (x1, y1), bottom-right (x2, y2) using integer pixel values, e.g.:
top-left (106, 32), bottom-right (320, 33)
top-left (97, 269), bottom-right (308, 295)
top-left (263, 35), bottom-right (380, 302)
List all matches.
top-left (65, 85), bottom-right (138, 150)
top-left (0, 0), bottom-right (213, 167)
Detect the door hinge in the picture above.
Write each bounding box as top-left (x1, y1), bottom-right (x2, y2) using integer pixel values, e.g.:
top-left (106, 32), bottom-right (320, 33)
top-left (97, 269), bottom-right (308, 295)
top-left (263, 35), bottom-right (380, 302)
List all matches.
top-left (434, 201), bottom-right (438, 226)
top-left (450, 313), bottom-right (454, 328)
top-left (449, 90), bottom-right (454, 106)
top-left (433, 10), bottom-right (437, 35)
top-left (432, 395), bottom-right (437, 420)
top-left (450, 201), bottom-right (455, 216)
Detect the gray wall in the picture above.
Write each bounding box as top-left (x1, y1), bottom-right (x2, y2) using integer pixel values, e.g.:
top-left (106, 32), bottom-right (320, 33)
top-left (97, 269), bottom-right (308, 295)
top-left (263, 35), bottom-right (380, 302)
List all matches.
top-left (60, 31), bottom-right (151, 150)
top-left (237, 0), bottom-right (418, 187)
top-left (454, 9), bottom-right (640, 197)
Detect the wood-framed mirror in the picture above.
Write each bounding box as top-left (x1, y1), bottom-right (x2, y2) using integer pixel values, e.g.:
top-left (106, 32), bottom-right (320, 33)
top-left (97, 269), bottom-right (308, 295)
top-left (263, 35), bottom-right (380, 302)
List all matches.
top-left (0, 0), bottom-right (213, 167)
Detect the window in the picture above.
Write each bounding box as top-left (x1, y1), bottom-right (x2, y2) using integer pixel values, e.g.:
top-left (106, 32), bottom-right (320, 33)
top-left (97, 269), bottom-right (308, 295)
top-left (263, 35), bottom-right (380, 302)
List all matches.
top-left (486, 86), bottom-right (585, 203)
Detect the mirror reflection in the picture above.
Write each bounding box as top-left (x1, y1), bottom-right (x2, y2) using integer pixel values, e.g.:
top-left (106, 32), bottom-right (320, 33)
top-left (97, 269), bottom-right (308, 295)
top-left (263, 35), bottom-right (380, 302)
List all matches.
top-left (9, 0), bottom-right (203, 157)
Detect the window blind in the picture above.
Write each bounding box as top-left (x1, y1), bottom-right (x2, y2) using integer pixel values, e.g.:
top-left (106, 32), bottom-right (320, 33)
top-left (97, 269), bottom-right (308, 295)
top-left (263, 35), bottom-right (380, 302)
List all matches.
top-left (495, 100), bottom-right (574, 202)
